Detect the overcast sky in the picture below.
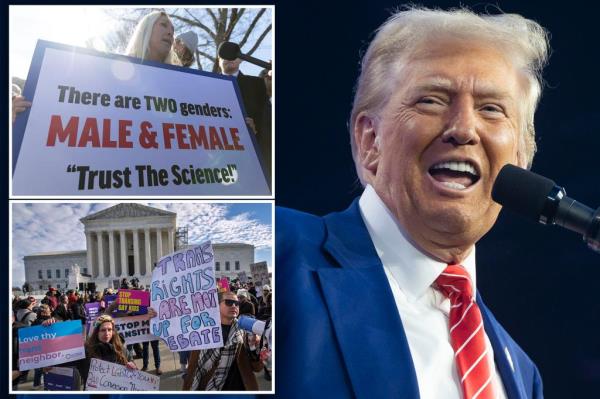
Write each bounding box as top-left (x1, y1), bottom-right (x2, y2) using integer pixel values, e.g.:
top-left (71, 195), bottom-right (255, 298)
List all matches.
top-left (11, 202), bottom-right (272, 287)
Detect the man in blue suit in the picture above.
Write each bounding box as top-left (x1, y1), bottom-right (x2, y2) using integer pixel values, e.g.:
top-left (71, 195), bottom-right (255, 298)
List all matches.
top-left (277, 6), bottom-right (546, 399)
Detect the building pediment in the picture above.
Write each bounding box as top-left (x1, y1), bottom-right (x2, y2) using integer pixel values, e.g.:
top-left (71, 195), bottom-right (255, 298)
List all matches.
top-left (81, 204), bottom-right (175, 223)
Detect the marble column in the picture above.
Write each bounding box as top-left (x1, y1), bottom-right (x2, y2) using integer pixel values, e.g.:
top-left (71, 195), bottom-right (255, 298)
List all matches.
top-left (108, 230), bottom-right (116, 279)
top-left (156, 228), bottom-right (163, 260)
top-left (120, 229), bottom-right (127, 277)
top-left (85, 231), bottom-right (94, 278)
top-left (96, 231), bottom-right (104, 278)
top-left (133, 229), bottom-right (140, 277)
top-left (144, 228), bottom-right (152, 276)
top-left (168, 228), bottom-right (174, 252)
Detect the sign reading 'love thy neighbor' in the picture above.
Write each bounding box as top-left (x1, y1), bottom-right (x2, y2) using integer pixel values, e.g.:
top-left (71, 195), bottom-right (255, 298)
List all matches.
top-left (18, 320), bottom-right (86, 371)
top-left (12, 40), bottom-right (270, 196)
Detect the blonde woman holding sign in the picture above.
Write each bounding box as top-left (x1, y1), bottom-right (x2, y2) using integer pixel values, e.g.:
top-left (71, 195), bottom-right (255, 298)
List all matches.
top-left (125, 10), bottom-right (181, 65)
top-left (12, 10), bottom-right (181, 123)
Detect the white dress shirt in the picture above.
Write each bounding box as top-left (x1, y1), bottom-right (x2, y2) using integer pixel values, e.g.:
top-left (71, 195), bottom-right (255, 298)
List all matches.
top-left (359, 185), bottom-right (507, 399)
top-left (224, 70), bottom-right (240, 77)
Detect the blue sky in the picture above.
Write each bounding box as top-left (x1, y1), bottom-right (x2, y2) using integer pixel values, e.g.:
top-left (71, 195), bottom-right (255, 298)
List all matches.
top-left (11, 202), bottom-right (272, 287)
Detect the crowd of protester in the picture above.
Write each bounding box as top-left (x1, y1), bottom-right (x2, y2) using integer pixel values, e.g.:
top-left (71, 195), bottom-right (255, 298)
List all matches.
top-left (12, 275), bottom-right (272, 391)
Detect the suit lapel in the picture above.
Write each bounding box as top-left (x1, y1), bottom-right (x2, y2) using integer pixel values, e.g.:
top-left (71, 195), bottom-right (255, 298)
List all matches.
top-left (478, 294), bottom-right (527, 399)
top-left (317, 200), bottom-right (420, 399)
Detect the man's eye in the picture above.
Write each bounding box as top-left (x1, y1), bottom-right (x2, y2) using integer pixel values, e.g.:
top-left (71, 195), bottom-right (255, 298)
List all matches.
top-left (418, 97), bottom-right (441, 105)
top-left (481, 104), bottom-right (503, 112)
top-left (480, 104), bottom-right (506, 116)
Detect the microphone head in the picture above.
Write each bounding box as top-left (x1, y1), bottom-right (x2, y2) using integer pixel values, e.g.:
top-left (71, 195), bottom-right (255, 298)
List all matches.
top-left (492, 164), bottom-right (557, 221)
top-left (218, 42), bottom-right (242, 61)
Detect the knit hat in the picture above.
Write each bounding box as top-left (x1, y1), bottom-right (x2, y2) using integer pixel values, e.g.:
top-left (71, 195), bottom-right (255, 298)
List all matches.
top-left (176, 31), bottom-right (198, 53)
top-left (12, 83), bottom-right (21, 97)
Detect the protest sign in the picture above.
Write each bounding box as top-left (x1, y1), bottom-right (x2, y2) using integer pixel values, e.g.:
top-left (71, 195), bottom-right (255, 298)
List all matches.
top-left (18, 320), bottom-right (85, 371)
top-left (238, 271), bottom-right (248, 283)
top-left (105, 294), bottom-right (118, 309)
top-left (13, 40), bottom-right (270, 196)
top-left (85, 358), bottom-right (160, 391)
top-left (44, 367), bottom-right (78, 391)
top-left (250, 261), bottom-right (270, 286)
top-left (113, 315), bottom-right (154, 345)
top-left (217, 277), bottom-right (230, 292)
top-left (85, 302), bottom-right (100, 334)
top-left (117, 289), bottom-right (149, 315)
top-left (150, 241), bottom-right (222, 351)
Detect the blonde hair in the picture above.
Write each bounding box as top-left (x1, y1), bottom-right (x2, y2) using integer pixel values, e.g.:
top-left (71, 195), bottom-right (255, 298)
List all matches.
top-left (125, 11), bottom-right (181, 65)
top-left (350, 6), bottom-right (549, 182)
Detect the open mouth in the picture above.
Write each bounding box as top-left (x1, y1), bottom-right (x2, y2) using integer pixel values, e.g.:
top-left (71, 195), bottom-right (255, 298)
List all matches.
top-left (428, 161), bottom-right (480, 190)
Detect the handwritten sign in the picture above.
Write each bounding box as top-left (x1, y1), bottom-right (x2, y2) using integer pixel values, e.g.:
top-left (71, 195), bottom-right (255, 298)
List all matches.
top-left (117, 289), bottom-right (149, 314)
top-left (150, 241), bottom-right (222, 351)
top-left (18, 320), bottom-right (85, 371)
top-left (12, 40), bottom-right (270, 196)
top-left (85, 358), bottom-right (160, 391)
top-left (113, 315), bottom-right (154, 345)
top-left (250, 261), bottom-right (270, 286)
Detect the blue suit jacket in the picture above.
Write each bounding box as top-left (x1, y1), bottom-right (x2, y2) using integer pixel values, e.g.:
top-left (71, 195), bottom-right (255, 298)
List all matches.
top-left (275, 201), bottom-right (543, 399)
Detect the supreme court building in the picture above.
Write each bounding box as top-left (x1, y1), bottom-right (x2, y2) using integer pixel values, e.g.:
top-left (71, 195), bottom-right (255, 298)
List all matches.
top-left (23, 204), bottom-right (257, 291)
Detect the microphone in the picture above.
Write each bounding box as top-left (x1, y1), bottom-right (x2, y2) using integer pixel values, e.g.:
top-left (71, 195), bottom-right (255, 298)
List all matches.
top-left (238, 315), bottom-right (272, 349)
top-left (218, 42), bottom-right (272, 70)
top-left (492, 164), bottom-right (600, 253)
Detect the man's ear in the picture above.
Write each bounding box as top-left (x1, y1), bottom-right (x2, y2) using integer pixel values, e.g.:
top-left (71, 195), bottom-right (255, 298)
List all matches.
top-left (354, 112), bottom-right (381, 182)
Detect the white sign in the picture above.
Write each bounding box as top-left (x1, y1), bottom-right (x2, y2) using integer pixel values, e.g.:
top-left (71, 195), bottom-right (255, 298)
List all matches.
top-left (113, 315), bottom-right (154, 345)
top-left (85, 358), bottom-right (160, 391)
top-left (250, 261), bottom-right (270, 285)
top-left (13, 40), bottom-right (270, 196)
top-left (150, 241), bottom-right (222, 351)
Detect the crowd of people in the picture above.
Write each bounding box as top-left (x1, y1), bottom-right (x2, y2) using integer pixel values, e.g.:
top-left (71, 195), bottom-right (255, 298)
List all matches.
top-left (12, 275), bottom-right (272, 392)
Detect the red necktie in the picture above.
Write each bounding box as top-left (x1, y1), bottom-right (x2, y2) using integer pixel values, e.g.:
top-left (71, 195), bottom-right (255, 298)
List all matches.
top-left (435, 264), bottom-right (496, 399)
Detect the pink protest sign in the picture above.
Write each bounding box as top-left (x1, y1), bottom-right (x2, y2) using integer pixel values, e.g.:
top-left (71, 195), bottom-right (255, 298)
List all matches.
top-left (117, 289), bottom-right (150, 315)
top-left (218, 277), bottom-right (230, 292)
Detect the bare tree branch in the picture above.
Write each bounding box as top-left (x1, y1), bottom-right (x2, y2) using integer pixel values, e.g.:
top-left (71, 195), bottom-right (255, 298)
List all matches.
top-left (239, 8), bottom-right (266, 48)
top-left (183, 8), bottom-right (204, 27)
top-left (246, 25), bottom-right (272, 56)
top-left (197, 49), bottom-right (216, 63)
top-left (206, 8), bottom-right (219, 27)
top-left (170, 14), bottom-right (215, 40)
top-left (225, 8), bottom-right (245, 41)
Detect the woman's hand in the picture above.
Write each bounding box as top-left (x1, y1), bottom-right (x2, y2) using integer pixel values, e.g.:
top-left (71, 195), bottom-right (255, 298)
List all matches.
top-left (42, 317), bottom-right (57, 326)
top-left (126, 361), bottom-right (138, 370)
top-left (145, 307), bottom-right (157, 319)
top-left (12, 96), bottom-right (32, 123)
